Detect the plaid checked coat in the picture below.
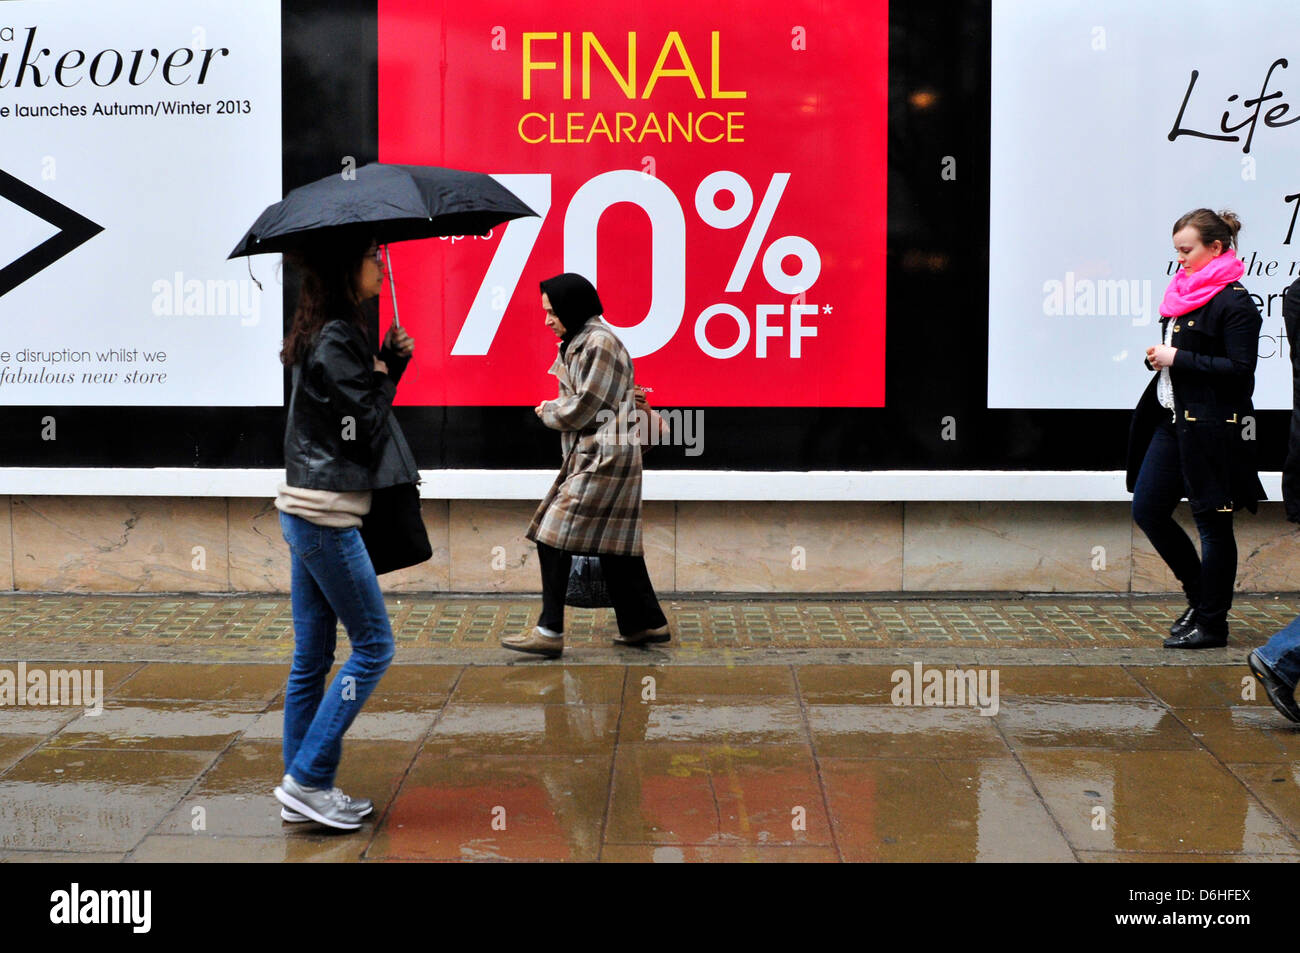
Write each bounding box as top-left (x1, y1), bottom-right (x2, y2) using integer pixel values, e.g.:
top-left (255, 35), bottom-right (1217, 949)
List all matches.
top-left (526, 319), bottom-right (644, 556)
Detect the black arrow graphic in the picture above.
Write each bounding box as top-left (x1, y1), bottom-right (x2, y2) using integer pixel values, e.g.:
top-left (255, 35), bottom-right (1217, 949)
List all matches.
top-left (0, 169), bottom-right (104, 298)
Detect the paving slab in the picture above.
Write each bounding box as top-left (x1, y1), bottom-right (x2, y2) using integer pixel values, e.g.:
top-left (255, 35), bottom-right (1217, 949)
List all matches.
top-left (606, 744), bottom-right (831, 848)
top-left (820, 757), bottom-right (1075, 862)
top-left (1018, 749), bottom-right (1300, 856)
top-left (367, 753), bottom-right (612, 862)
top-left (0, 747), bottom-right (217, 853)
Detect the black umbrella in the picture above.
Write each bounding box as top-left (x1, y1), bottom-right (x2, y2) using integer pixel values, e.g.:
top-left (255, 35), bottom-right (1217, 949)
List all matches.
top-left (228, 162), bottom-right (538, 324)
top-left (229, 163), bottom-right (536, 257)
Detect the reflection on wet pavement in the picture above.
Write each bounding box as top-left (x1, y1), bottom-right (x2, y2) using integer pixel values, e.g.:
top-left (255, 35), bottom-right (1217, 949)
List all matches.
top-left (424, 704), bottom-right (620, 757)
top-left (371, 754), bottom-right (610, 861)
top-left (808, 706), bottom-right (1010, 759)
top-left (607, 744), bottom-right (829, 848)
top-left (0, 747), bottom-right (218, 852)
top-left (996, 701), bottom-right (1196, 749)
top-left (1, 660), bottom-right (1298, 861)
top-left (48, 702), bottom-right (262, 751)
top-left (449, 666), bottom-right (624, 705)
top-left (821, 758), bottom-right (1074, 862)
top-left (1019, 749), bottom-right (1298, 855)
top-left (622, 699), bottom-right (807, 745)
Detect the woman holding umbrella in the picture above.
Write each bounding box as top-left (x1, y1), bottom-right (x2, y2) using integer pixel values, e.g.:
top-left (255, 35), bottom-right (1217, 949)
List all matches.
top-left (502, 273), bottom-right (670, 659)
top-left (272, 235), bottom-right (418, 830)
top-left (230, 161), bottom-right (537, 826)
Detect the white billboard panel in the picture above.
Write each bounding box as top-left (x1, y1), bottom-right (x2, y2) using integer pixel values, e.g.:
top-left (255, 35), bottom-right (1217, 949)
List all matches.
top-left (0, 0), bottom-right (283, 405)
top-left (990, 0), bottom-right (1300, 409)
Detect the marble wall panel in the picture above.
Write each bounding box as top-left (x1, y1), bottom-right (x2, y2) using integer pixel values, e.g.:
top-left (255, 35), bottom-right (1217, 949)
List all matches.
top-left (449, 500), bottom-right (541, 592)
top-left (674, 502), bottom-right (903, 592)
top-left (904, 502), bottom-right (1131, 592)
top-left (13, 497), bottom-right (227, 592)
top-left (0, 499), bottom-right (12, 591)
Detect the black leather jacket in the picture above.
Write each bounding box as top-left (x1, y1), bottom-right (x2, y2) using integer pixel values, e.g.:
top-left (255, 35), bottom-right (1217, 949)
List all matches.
top-left (283, 318), bottom-right (419, 491)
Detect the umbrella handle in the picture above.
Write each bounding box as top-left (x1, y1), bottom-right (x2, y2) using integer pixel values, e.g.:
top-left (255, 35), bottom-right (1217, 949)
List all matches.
top-left (384, 244), bottom-right (400, 328)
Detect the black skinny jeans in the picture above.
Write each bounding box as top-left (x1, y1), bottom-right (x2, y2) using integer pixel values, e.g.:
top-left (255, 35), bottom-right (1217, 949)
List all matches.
top-left (1132, 419), bottom-right (1237, 635)
top-left (536, 541), bottom-right (668, 637)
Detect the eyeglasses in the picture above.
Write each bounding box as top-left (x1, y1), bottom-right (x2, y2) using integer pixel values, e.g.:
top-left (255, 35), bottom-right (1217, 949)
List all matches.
top-left (368, 245), bottom-right (384, 264)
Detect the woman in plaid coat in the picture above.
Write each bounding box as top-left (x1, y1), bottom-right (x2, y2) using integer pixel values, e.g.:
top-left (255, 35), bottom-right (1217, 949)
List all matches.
top-left (503, 273), bottom-right (670, 658)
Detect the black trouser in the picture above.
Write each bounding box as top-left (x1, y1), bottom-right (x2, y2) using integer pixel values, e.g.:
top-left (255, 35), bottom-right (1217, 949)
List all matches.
top-left (1132, 419), bottom-right (1237, 636)
top-left (536, 541), bottom-right (668, 637)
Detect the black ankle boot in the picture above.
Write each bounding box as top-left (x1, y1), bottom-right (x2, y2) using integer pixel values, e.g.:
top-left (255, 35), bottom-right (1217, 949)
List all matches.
top-left (1163, 625), bottom-right (1227, 649)
top-left (1169, 605), bottom-right (1197, 638)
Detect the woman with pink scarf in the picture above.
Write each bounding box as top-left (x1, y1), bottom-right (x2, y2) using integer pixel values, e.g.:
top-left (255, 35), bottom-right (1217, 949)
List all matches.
top-left (1126, 208), bottom-right (1265, 650)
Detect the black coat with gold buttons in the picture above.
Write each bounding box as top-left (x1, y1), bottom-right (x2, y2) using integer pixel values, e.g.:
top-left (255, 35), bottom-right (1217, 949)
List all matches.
top-left (1125, 282), bottom-right (1266, 514)
top-left (1280, 280), bottom-right (1300, 523)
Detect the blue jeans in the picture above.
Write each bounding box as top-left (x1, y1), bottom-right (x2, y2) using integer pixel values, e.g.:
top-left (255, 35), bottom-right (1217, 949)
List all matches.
top-left (279, 511), bottom-right (394, 788)
top-left (1132, 420), bottom-right (1237, 636)
top-left (1257, 617), bottom-right (1300, 688)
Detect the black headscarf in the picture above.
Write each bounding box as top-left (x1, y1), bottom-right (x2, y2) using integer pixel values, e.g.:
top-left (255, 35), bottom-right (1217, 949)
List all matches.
top-left (540, 273), bottom-right (603, 355)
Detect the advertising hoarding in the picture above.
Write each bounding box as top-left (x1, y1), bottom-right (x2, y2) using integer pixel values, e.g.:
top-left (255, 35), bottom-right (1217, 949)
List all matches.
top-left (378, 0), bottom-right (887, 407)
top-left (0, 0), bottom-right (1288, 495)
top-left (989, 0), bottom-right (1300, 410)
top-left (0, 0), bottom-right (282, 406)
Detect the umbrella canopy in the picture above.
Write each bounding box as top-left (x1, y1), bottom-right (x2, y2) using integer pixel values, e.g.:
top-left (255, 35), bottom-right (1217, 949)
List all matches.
top-left (227, 162), bottom-right (537, 258)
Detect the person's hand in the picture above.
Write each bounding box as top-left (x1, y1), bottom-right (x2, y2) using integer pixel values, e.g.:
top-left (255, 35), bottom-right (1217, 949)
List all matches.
top-left (373, 356), bottom-right (389, 376)
top-left (385, 325), bottom-right (414, 357)
top-left (535, 402), bottom-right (546, 419)
top-left (1147, 345), bottom-right (1177, 370)
top-left (634, 384), bottom-right (650, 411)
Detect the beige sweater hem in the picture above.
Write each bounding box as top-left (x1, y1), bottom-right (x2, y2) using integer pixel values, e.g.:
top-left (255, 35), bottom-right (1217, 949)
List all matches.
top-left (274, 482), bottom-right (372, 528)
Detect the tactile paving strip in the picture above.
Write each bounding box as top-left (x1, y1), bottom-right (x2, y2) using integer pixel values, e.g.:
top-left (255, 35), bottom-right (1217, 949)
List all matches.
top-left (1, 594), bottom-right (1298, 649)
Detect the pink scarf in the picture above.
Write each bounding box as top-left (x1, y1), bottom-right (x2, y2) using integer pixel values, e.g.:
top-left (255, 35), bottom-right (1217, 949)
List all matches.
top-left (1159, 249), bottom-right (1244, 317)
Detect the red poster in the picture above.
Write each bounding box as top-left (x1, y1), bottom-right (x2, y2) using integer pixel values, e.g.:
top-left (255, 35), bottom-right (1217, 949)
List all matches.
top-left (378, 0), bottom-right (887, 406)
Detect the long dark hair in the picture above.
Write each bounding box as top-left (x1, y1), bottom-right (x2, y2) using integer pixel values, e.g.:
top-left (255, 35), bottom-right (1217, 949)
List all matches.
top-left (280, 235), bottom-right (374, 366)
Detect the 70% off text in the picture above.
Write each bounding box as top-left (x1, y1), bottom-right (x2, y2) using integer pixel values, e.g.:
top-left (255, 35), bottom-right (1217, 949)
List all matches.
top-left (450, 169), bottom-right (825, 359)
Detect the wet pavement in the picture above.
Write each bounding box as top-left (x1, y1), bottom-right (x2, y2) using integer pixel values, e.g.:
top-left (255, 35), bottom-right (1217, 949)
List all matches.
top-left (2, 593), bottom-right (1300, 862)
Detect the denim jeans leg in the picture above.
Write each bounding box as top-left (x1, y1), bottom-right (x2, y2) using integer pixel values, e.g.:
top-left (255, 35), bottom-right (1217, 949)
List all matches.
top-left (281, 524), bottom-right (339, 773)
top-left (282, 515), bottom-right (394, 789)
top-left (1258, 615), bottom-right (1300, 687)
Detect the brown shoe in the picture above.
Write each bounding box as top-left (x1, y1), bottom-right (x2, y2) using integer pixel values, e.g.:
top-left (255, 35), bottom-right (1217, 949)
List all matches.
top-left (501, 626), bottom-right (564, 658)
top-left (614, 624), bottom-right (671, 646)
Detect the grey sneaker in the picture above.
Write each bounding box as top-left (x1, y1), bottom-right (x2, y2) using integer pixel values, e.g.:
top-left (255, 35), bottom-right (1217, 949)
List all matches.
top-left (281, 789), bottom-right (374, 823)
top-left (274, 774), bottom-right (364, 831)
